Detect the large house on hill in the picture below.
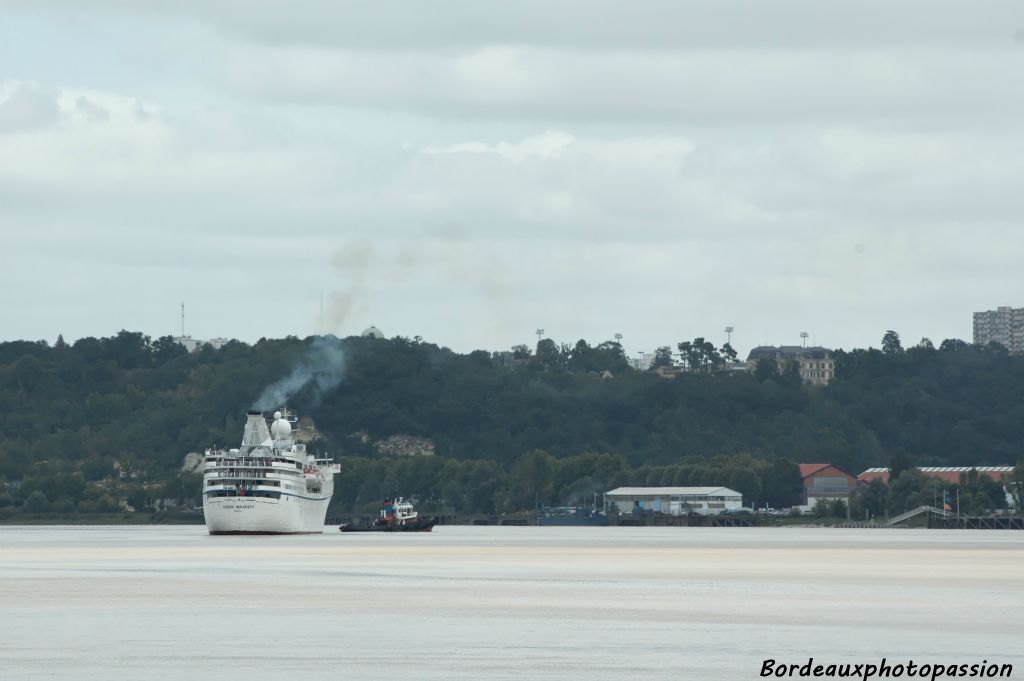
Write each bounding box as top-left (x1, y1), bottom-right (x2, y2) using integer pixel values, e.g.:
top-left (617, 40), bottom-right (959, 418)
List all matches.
top-left (745, 346), bottom-right (835, 385)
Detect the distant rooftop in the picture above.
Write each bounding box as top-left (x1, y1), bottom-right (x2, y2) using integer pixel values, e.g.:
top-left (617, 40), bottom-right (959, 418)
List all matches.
top-left (606, 486), bottom-right (742, 497)
top-left (858, 466), bottom-right (1016, 484)
top-left (861, 466), bottom-right (1014, 474)
top-left (746, 345), bottom-right (832, 362)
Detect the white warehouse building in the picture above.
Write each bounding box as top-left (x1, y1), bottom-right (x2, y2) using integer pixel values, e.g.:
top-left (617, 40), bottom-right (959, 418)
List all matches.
top-left (605, 486), bottom-right (744, 516)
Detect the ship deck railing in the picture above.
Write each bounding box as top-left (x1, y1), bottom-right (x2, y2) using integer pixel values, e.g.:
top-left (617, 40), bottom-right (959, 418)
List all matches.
top-left (206, 466), bottom-right (302, 476)
top-left (204, 459), bottom-right (303, 471)
top-left (206, 478), bottom-right (282, 487)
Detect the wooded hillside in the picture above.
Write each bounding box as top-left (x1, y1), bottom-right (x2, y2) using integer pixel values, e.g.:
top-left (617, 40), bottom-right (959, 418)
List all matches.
top-left (1, 331), bottom-right (1022, 515)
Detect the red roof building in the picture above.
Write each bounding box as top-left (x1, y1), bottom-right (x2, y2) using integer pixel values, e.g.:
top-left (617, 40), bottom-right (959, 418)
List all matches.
top-left (858, 466), bottom-right (1015, 485)
top-left (798, 463), bottom-right (859, 508)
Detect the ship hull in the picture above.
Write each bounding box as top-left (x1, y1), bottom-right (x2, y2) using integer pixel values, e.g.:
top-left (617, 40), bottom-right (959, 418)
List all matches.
top-left (204, 493), bottom-right (331, 535)
top-left (340, 516), bottom-right (439, 533)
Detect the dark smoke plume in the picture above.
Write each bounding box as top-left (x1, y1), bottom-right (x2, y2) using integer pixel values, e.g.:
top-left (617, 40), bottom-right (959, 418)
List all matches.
top-left (252, 336), bottom-right (346, 411)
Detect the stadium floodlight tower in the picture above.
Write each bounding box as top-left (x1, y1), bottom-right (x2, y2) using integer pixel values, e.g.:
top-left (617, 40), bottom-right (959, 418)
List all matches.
top-left (800, 331), bottom-right (809, 348)
top-left (614, 333), bottom-right (623, 344)
top-left (725, 326), bottom-right (734, 345)
top-left (536, 328), bottom-right (545, 342)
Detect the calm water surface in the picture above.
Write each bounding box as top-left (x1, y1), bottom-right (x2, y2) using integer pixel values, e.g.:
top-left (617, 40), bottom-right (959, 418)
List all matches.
top-left (1, 526), bottom-right (1021, 680)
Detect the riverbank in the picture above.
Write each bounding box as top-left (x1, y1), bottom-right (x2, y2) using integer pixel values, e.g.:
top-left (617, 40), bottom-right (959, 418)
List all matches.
top-left (0, 511), bottom-right (205, 525)
top-left (0, 511), bottom-right (859, 527)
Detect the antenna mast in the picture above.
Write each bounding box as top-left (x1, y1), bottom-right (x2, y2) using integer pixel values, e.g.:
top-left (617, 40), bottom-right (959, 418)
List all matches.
top-left (181, 302), bottom-right (185, 336)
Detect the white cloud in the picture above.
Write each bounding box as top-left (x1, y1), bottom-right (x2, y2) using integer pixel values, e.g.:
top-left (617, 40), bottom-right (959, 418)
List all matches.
top-left (422, 130), bottom-right (576, 161)
top-left (74, 95), bottom-right (110, 123)
top-left (9, 1), bottom-right (1022, 51)
top-left (216, 44), bottom-right (1024, 126)
top-left (1, 2), bottom-right (1023, 352)
top-left (0, 82), bottom-right (60, 133)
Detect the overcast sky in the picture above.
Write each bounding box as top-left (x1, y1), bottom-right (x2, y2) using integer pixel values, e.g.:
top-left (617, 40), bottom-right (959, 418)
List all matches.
top-left (3, 1), bottom-right (1023, 357)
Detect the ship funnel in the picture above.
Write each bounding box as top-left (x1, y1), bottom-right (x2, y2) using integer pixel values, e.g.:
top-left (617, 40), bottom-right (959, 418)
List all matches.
top-left (241, 411), bottom-right (272, 449)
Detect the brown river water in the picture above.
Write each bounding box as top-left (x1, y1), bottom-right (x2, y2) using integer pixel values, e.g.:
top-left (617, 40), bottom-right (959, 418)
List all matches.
top-left (0, 525), bottom-right (1021, 680)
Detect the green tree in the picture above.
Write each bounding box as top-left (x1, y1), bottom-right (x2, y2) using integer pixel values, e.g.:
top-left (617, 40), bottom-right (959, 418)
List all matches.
top-left (511, 344), bottom-right (532, 360)
top-left (127, 485), bottom-right (152, 512)
top-left (1009, 461), bottom-right (1024, 516)
top-left (685, 337), bottom-right (720, 373)
top-left (152, 335), bottom-right (187, 362)
top-left (510, 449), bottom-right (556, 510)
top-left (889, 450), bottom-right (913, 481)
top-left (886, 469), bottom-right (928, 514)
top-left (727, 468), bottom-right (761, 507)
top-left (881, 331), bottom-right (903, 355)
top-left (50, 496), bottom-right (76, 513)
top-left (754, 358), bottom-right (778, 382)
top-left (958, 469), bottom-right (1008, 514)
top-left (567, 339), bottom-right (592, 372)
top-left (986, 341), bottom-right (1009, 356)
top-left (849, 479), bottom-right (887, 520)
top-left (24, 490), bottom-right (50, 513)
top-left (106, 330), bottom-right (153, 369)
top-left (534, 338), bottom-right (562, 370)
top-left (760, 460), bottom-right (803, 509)
top-left (651, 347), bottom-right (674, 369)
top-left (939, 338), bottom-right (967, 352)
top-left (592, 340), bottom-right (630, 373)
top-left (977, 476), bottom-right (1006, 511)
top-left (95, 494), bottom-right (120, 513)
top-left (720, 343), bottom-right (738, 363)
top-left (701, 339), bottom-right (724, 372)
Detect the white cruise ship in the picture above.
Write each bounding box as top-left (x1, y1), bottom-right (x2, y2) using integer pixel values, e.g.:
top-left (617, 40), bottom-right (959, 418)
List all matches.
top-left (202, 410), bottom-right (340, 534)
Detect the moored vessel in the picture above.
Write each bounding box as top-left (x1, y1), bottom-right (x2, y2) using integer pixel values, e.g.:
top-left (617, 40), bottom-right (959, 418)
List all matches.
top-left (203, 409), bottom-right (340, 534)
top-left (340, 497), bottom-right (438, 532)
top-left (536, 506), bottom-right (610, 526)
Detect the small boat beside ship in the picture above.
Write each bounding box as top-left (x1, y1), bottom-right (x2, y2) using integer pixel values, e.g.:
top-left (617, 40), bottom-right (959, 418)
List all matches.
top-left (340, 497), bottom-right (439, 532)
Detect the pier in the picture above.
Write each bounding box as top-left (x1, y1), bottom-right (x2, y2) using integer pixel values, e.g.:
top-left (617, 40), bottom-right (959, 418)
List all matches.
top-left (609, 513), bottom-right (762, 527)
top-left (928, 515), bottom-right (1024, 530)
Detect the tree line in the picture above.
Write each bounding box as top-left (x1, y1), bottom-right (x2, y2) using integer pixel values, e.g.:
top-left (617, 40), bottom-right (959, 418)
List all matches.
top-left (1, 329), bottom-right (1023, 518)
top-left (329, 451), bottom-right (805, 515)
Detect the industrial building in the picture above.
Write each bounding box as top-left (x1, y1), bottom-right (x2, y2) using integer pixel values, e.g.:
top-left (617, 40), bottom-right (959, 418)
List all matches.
top-left (858, 466), bottom-right (1016, 484)
top-left (605, 486), bottom-right (743, 516)
top-left (799, 463), bottom-right (858, 510)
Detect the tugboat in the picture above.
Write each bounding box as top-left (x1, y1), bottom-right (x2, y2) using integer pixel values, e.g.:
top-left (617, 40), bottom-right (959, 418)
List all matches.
top-left (340, 497), bottom-right (439, 532)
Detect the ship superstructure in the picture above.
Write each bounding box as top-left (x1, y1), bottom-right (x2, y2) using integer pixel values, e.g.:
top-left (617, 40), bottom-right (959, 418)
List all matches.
top-left (202, 409), bottom-right (340, 534)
